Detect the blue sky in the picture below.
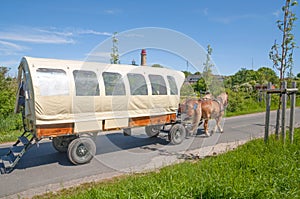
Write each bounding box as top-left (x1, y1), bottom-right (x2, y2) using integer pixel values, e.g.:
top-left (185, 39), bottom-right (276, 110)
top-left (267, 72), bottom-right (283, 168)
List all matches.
top-left (0, 0), bottom-right (299, 77)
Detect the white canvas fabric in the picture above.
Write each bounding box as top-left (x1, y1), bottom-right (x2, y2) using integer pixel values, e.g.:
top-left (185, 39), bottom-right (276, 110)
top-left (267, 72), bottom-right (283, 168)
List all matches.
top-left (16, 57), bottom-right (185, 132)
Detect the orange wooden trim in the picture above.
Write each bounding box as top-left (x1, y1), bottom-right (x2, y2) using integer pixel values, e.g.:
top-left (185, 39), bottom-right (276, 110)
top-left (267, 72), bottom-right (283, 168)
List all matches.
top-left (36, 123), bottom-right (74, 139)
top-left (129, 116), bottom-right (150, 127)
top-left (129, 113), bottom-right (176, 127)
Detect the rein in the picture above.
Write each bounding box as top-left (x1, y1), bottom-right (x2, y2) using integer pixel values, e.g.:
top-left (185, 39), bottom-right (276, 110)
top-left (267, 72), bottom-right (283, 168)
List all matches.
top-left (213, 97), bottom-right (226, 113)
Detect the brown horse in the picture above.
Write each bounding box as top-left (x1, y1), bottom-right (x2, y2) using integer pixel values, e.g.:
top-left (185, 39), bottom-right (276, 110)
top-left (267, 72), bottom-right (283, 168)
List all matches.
top-left (181, 92), bottom-right (228, 136)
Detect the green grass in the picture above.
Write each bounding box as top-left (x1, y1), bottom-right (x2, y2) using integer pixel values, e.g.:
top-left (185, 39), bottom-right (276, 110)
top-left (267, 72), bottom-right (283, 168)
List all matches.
top-left (35, 129), bottom-right (300, 199)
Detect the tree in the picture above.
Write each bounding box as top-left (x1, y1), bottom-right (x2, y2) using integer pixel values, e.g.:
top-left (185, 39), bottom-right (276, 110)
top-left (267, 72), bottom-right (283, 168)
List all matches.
top-left (202, 45), bottom-right (225, 95)
top-left (229, 68), bottom-right (258, 87)
top-left (202, 45), bottom-right (214, 91)
top-left (257, 67), bottom-right (279, 85)
top-left (269, 0), bottom-right (298, 139)
top-left (192, 77), bottom-right (207, 94)
top-left (297, 72), bottom-right (300, 78)
top-left (151, 64), bottom-right (164, 68)
top-left (182, 71), bottom-right (192, 78)
top-left (269, 0), bottom-right (298, 80)
top-left (0, 67), bottom-right (17, 118)
top-left (110, 32), bottom-right (120, 64)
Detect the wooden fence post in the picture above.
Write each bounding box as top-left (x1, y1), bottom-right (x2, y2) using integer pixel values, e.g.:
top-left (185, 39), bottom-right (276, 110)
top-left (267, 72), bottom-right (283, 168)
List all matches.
top-left (264, 82), bottom-right (272, 143)
top-left (281, 81), bottom-right (287, 143)
top-left (275, 82), bottom-right (282, 140)
top-left (289, 82), bottom-right (297, 144)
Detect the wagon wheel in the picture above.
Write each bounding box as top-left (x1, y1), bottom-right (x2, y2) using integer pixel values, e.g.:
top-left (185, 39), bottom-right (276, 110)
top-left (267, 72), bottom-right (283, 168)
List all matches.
top-left (52, 135), bottom-right (77, 153)
top-left (67, 137), bottom-right (96, 165)
top-left (145, 125), bottom-right (162, 137)
top-left (169, 124), bottom-right (186, 145)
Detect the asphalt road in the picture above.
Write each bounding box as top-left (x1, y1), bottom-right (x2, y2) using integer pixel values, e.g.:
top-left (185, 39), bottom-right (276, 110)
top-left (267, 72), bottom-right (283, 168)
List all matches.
top-left (0, 108), bottom-right (299, 198)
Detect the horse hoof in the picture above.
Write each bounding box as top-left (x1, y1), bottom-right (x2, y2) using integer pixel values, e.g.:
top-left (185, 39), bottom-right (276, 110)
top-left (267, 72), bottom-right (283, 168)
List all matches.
top-left (205, 132), bottom-right (210, 137)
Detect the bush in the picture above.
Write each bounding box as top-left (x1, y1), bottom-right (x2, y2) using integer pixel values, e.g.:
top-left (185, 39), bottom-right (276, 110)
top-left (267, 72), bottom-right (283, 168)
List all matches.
top-left (0, 114), bottom-right (23, 132)
top-left (0, 114), bottom-right (23, 143)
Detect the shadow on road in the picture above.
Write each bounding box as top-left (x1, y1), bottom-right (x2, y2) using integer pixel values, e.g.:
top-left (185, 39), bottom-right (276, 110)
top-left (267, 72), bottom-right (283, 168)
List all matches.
top-left (0, 131), bottom-right (187, 171)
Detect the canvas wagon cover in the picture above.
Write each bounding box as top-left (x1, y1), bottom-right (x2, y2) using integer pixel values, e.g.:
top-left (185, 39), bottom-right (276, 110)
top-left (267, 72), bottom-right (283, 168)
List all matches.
top-left (18, 57), bottom-right (185, 130)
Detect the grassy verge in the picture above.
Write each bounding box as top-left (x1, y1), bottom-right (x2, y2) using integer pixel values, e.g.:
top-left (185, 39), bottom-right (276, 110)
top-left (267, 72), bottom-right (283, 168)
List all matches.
top-left (35, 129), bottom-right (300, 199)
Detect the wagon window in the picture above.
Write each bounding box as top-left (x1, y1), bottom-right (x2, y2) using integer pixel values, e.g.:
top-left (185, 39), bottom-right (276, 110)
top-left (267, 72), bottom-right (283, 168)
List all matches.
top-left (73, 70), bottom-right (99, 96)
top-left (167, 76), bottom-right (178, 95)
top-left (102, 72), bottom-right (126, 96)
top-left (127, 73), bottom-right (148, 95)
top-left (36, 68), bottom-right (69, 96)
top-left (149, 74), bottom-right (167, 95)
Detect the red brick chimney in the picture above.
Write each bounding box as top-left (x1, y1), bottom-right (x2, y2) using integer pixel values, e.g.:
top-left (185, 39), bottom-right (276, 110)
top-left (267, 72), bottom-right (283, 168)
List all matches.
top-left (141, 49), bottom-right (146, 66)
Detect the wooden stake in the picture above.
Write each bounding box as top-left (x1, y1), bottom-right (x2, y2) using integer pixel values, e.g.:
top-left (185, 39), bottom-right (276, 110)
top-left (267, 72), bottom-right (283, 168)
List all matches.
top-left (264, 82), bottom-right (272, 143)
top-left (289, 82), bottom-right (296, 144)
top-left (281, 81), bottom-right (287, 143)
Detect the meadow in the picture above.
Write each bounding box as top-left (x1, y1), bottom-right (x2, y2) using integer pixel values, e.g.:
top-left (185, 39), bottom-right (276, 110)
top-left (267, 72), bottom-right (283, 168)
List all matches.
top-left (35, 128), bottom-right (300, 199)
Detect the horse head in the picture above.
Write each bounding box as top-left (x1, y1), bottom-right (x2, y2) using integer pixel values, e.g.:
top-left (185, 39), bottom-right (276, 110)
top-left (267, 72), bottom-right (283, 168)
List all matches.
top-left (217, 92), bottom-right (228, 107)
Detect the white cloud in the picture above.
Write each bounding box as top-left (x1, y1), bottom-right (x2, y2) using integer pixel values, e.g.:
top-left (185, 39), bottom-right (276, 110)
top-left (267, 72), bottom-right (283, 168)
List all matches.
top-left (103, 9), bottom-right (121, 15)
top-left (272, 10), bottom-right (280, 18)
top-left (76, 29), bottom-right (112, 36)
top-left (123, 33), bottom-right (145, 38)
top-left (0, 40), bottom-right (28, 55)
top-left (0, 26), bottom-right (112, 45)
top-left (35, 27), bottom-right (74, 37)
top-left (0, 27), bottom-right (75, 44)
top-left (0, 40), bottom-right (26, 51)
top-left (0, 26), bottom-right (112, 56)
top-left (212, 14), bottom-right (261, 24)
top-left (85, 51), bottom-right (111, 62)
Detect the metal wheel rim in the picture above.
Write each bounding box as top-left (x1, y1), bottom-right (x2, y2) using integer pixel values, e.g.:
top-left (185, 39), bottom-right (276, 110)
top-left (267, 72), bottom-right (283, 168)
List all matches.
top-left (76, 144), bottom-right (88, 157)
top-left (173, 128), bottom-right (182, 142)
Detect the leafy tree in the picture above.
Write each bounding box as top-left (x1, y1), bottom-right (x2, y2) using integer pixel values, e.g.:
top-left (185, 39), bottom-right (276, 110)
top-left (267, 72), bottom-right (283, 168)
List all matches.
top-left (269, 0), bottom-right (298, 80)
top-left (202, 45), bottom-right (214, 91)
top-left (0, 67), bottom-right (17, 118)
top-left (257, 67), bottom-right (279, 85)
top-left (297, 73), bottom-right (300, 78)
top-left (223, 76), bottom-right (233, 89)
top-left (269, 0), bottom-right (298, 139)
top-left (231, 68), bottom-right (258, 85)
top-left (182, 71), bottom-right (192, 78)
top-left (180, 82), bottom-right (196, 97)
top-left (151, 64), bottom-right (164, 68)
top-left (192, 77), bottom-right (207, 94)
top-left (110, 32), bottom-right (120, 64)
top-left (202, 45), bottom-right (224, 95)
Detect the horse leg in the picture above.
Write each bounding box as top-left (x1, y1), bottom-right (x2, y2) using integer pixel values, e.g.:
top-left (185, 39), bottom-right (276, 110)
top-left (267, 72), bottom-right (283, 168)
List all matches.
top-left (212, 121), bottom-right (218, 134)
top-left (204, 119), bottom-right (210, 136)
top-left (190, 103), bottom-right (202, 135)
top-left (191, 119), bottom-right (200, 135)
top-left (215, 117), bottom-right (223, 133)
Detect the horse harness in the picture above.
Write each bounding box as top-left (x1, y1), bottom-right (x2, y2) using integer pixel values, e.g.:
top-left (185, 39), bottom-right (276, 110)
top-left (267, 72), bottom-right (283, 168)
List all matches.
top-left (192, 97), bottom-right (225, 113)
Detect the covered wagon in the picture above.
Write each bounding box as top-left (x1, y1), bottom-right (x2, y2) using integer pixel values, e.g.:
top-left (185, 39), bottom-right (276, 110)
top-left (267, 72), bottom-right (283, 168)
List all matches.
top-left (1, 56), bottom-right (186, 172)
